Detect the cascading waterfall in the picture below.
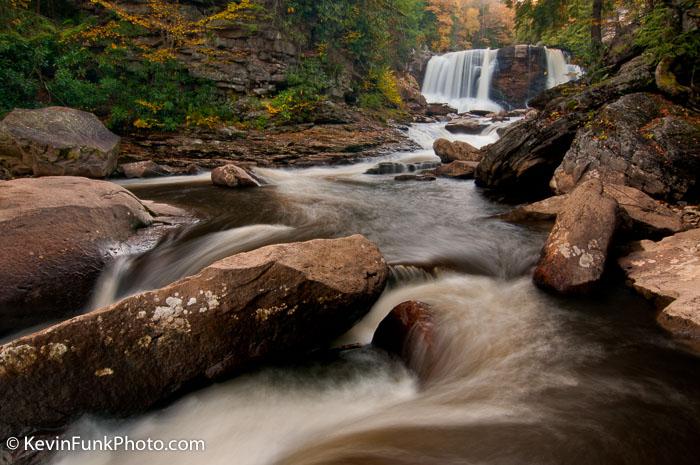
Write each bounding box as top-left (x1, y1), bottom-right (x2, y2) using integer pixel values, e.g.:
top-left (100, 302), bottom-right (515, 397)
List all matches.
top-left (545, 47), bottom-right (583, 88)
top-left (422, 46), bottom-right (582, 113)
top-left (421, 49), bottom-right (502, 114)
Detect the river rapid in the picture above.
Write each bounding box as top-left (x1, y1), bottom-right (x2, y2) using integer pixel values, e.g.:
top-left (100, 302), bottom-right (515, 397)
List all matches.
top-left (54, 121), bottom-right (700, 465)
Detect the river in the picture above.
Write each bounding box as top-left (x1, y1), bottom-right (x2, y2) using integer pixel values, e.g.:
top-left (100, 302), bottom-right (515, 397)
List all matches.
top-left (53, 121), bottom-right (700, 465)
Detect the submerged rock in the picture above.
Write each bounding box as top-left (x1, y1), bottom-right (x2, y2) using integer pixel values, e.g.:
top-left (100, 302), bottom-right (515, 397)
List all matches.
top-left (435, 161), bottom-right (479, 179)
top-left (211, 164), bottom-right (261, 188)
top-left (551, 93), bottom-right (700, 201)
top-left (120, 160), bottom-right (171, 178)
top-left (0, 177), bottom-right (153, 333)
top-left (619, 229), bottom-right (700, 343)
top-left (533, 179), bottom-right (619, 294)
top-left (433, 138), bottom-right (482, 163)
top-left (0, 235), bottom-right (388, 439)
top-left (372, 301), bottom-right (435, 378)
top-left (0, 107), bottom-right (120, 178)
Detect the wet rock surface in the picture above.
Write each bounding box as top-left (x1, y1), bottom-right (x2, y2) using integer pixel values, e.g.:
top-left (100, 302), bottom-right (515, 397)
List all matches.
top-left (0, 177), bottom-right (154, 333)
top-left (491, 45), bottom-right (548, 110)
top-left (435, 161), bottom-right (479, 179)
top-left (211, 164), bottom-right (261, 188)
top-left (372, 301), bottom-right (434, 378)
top-left (0, 107), bottom-right (120, 178)
top-left (619, 228), bottom-right (700, 343)
top-left (533, 180), bottom-right (619, 294)
top-left (0, 235), bottom-right (388, 439)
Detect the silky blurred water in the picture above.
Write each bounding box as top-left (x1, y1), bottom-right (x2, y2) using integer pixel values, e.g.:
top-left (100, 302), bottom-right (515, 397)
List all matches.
top-left (55, 123), bottom-right (700, 465)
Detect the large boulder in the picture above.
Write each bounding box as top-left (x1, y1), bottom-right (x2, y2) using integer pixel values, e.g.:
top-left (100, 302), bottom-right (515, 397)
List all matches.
top-left (120, 160), bottom-right (171, 178)
top-left (0, 107), bottom-right (120, 178)
top-left (0, 177), bottom-right (153, 333)
top-left (491, 45), bottom-right (548, 110)
top-left (433, 138), bottom-right (482, 163)
top-left (444, 117), bottom-right (489, 135)
top-left (0, 235), bottom-right (388, 439)
top-left (372, 301), bottom-right (435, 378)
top-left (477, 55), bottom-right (655, 197)
top-left (211, 164), bottom-right (261, 188)
top-left (551, 93), bottom-right (700, 202)
top-left (619, 229), bottom-right (700, 343)
top-left (501, 184), bottom-right (683, 239)
top-left (533, 179), bottom-right (619, 294)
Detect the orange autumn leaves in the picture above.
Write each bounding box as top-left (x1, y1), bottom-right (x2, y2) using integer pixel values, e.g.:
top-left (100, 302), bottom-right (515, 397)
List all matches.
top-left (427, 0), bottom-right (514, 52)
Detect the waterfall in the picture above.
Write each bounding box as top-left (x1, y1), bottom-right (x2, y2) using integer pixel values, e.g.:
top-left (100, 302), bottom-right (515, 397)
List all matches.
top-left (545, 47), bottom-right (583, 88)
top-left (422, 46), bottom-right (582, 113)
top-left (421, 49), bottom-right (502, 114)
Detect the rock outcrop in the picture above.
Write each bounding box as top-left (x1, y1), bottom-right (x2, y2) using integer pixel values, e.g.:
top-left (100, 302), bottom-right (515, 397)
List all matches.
top-left (477, 55), bottom-right (655, 197)
top-left (502, 184), bottom-right (683, 239)
top-left (491, 45), bottom-right (548, 110)
top-left (533, 180), bottom-right (619, 294)
top-left (396, 73), bottom-right (428, 114)
top-left (0, 107), bottom-right (120, 178)
top-left (372, 301), bottom-right (434, 378)
top-left (0, 235), bottom-right (388, 439)
top-left (551, 93), bottom-right (700, 202)
top-left (0, 177), bottom-right (153, 333)
top-left (211, 164), bottom-right (261, 188)
top-left (435, 161), bottom-right (479, 179)
top-left (433, 138), bottom-right (482, 163)
top-left (619, 229), bottom-right (700, 342)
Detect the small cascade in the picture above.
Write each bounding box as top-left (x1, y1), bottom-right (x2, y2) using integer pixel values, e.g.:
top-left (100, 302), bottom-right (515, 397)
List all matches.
top-left (421, 49), bottom-right (502, 114)
top-left (545, 47), bottom-right (583, 88)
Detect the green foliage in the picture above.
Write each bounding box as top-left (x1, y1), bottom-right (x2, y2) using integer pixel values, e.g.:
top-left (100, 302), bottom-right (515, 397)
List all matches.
top-left (264, 57), bottom-right (332, 123)
top-left (634, 3), bottom-right (699, 67)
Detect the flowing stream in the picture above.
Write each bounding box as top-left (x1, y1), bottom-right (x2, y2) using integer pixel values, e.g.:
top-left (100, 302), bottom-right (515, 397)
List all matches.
top-left (53, 120), bottom-right (700, 465)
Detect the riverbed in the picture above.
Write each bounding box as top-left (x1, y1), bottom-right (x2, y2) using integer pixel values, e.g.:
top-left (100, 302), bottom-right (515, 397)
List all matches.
top-left (53, 122), bottom-right (700, 465)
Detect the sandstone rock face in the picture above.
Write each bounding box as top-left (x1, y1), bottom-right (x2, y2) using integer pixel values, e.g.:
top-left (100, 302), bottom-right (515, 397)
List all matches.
top-left (396, 73), bottom-right (428, 114)
top-left (551, 93), bottom-right (700, 202)
top-left (0, 177), bottom-right (153, 333)
top-left (435, 161), bottom-right (479, 179)
top-left (533, 180), bottom-right (619, 294)
top-left (0, 235), bottom-right (388, 439)
top-left (0, 107), bottom-right (120, 178)
top-left (211, 164), bottom-right (261, 188)
top-left (477, 55), bottom-right (655, 197)
top-left (491, 45), bottom-right (548, 110)
top-left (433, 138), bottom-right (482, 163)
top-left (372, 301), bottom-right (434, 378)
top-left (619, 229), bottom-right (700, 342)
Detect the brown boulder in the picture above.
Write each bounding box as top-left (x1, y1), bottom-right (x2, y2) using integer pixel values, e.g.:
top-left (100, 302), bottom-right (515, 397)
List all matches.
top-left (432, 138), bottom-right (482, 163)
top-left (435, 161), bottom-right (479, 179)
top-left (372, 301), bottom-right (434, 378)
top-left (211, 164), bottom-right (261, 188)
top-left (426, 103), bottom-right (457, 117)
top-left (120, 160), bottom-right (170, 178)
top-left (501, 184), bottom-right (683, 239)
top-left (445, 117), bottom-right (489, 135)
top-left (619, 229), bottom-right (700, 344)
top-left (533, 179), bottom-right (619, 294)
top-left (0, 107), bottom-right (120, 178)
top-left (0, 235), bottom-right (388, 439)
top-left (0, 177), bottom-right (153, 333)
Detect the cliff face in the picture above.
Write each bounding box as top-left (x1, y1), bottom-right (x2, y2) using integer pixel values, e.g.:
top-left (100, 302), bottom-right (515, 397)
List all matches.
top-left (491, 45), bottom-right (548, 109)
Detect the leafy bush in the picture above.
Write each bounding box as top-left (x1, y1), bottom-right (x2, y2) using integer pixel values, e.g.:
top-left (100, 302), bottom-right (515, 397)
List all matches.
top-left (264, 57), bottom-right (332, 123)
